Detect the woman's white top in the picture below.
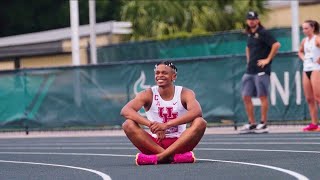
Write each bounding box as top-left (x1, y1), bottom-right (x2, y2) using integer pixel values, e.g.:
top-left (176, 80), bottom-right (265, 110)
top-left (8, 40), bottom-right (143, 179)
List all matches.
top-left (303, 35), bottom-right (320, 71)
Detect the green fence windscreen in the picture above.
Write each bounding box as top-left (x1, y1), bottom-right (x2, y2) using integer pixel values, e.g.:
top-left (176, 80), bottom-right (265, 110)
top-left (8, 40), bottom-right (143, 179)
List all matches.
top-left (97, 28), bottom-right (301, 63)
top-left (0, 52), bottom-right (311, 129)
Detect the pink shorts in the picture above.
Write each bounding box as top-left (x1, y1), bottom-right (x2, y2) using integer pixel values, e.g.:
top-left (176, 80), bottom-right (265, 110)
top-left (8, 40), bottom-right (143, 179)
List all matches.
top-left (138, 133), bottom-right (195, 155)
top-left (149, 134), bottom-right (178, 149)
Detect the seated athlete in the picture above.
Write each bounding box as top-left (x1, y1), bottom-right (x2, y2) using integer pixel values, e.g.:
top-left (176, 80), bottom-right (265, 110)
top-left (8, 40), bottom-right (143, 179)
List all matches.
top-left (121, 61), bottom-right (207, 165)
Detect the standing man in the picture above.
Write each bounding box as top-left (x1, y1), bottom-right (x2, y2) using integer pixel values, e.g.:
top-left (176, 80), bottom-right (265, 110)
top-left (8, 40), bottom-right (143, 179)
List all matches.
top-left (121, 61), bottom-right (207, 165)
top-left (240, 11), bottom-right (281, 133)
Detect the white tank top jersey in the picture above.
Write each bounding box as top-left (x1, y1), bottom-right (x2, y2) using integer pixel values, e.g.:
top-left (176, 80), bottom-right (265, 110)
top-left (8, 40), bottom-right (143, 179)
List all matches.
top-left (145, 86), bottom-right (188, 138)
top-left (303, 35), bottom-right (320, 71)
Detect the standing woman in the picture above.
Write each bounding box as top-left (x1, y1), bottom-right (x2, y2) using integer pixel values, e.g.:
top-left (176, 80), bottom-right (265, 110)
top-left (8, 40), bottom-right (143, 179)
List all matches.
top-left (298, 20), bottom-right (320, 131)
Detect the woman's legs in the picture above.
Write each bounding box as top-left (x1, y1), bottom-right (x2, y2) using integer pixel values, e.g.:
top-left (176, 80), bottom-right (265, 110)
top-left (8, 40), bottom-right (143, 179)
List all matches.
top-left (303, 72), bottom-right (318, 127)
top-left (311, 71), bottom-right (320, 125)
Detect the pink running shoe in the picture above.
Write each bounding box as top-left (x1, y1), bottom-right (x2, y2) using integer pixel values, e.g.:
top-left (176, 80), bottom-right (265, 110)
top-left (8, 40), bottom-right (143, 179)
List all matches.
top-left (135, 153), bottom-right (158, 166)
top-left (173, 151), bottom-right (196, 164)
top-left (303, 123), bottom-right (319, 131)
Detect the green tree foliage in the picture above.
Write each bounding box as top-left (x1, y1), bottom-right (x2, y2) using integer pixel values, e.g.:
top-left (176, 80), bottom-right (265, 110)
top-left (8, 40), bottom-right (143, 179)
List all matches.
top-left (120, 0), bottom-right (267, 40)
top-left (0, 0), bottom-right (68, 37)
top-left (0, 0), bottom-right (266, 40)
top-left (0, 0), bottom-right (123, 37)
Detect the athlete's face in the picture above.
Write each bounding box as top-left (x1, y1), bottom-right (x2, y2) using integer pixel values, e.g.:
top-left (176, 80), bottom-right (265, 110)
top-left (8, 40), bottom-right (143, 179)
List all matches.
top-left (246, 19), bottom-right (259, 29)
top-left (154, 64), bottom-right (176, 87)
top-left (302, 22), bottom-right (314, 36)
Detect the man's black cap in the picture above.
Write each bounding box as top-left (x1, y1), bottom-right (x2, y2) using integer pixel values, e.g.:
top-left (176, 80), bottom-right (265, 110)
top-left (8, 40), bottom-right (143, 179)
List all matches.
top-left (246, 11), bottom-right (259, 19)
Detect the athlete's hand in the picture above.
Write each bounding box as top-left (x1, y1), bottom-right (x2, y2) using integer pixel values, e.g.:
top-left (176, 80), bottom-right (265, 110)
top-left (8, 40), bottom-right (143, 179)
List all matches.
top-left (150, 122), bottom-right (167, 133)
top-left (317, 57), bottom-right (320, 64)
top-left (257, 58), bottom-right (271, 68)
top-left (156, 131), bottom-right (166, 143)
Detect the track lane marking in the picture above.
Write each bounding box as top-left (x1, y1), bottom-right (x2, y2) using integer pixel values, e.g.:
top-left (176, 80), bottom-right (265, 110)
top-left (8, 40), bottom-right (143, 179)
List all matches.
top-left (196, 148), bottom-right (320, 154)
top-left (0, 140), bottom-right (319, 146)
top-left (200, 142), bottom-right (320, 145)
top-left (0, 159), bottom-right (111, 180)
top-left (0, 152), bottom-right (308, 180)
top-left (198, 158), bottom-right (308, 180)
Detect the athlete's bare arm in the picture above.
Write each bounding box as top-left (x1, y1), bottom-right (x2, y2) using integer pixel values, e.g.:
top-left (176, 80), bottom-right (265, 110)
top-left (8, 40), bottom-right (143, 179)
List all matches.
top-left (150, 88), bottom-right (202, 133)
top-left (246, 46), bottom-right (250, 64)
top-left (120, 89), bottom-right (153, 127)
top-left (316, 36), bottom-right (320, 64)
top-left (267, 42), bottom-right (281, 60)
top-left (298, 38), bottom-right (306, 61)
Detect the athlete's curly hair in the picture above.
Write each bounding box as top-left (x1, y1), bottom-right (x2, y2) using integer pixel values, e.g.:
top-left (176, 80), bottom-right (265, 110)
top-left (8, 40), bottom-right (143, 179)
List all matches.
top-left (155, 61), bottom-right (178, 73)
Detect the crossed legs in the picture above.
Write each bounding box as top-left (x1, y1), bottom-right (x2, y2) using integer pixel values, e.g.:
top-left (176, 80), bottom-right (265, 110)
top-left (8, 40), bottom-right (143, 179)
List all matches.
top-left (122, 117), bottom-right (207, 162)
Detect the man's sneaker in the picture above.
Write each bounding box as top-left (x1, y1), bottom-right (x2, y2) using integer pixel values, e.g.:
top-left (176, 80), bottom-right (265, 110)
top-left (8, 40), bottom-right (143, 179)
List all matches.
top-left (239, 124), bottom-right (256, 134)
top-left (135, 153), bottom-right (158, 166)
top-left (255, 123), bottom-right (269, 133)
top-left (173, 151), bottom-right (196, 164)
top-left (303, 123), bottom-right (319, 131)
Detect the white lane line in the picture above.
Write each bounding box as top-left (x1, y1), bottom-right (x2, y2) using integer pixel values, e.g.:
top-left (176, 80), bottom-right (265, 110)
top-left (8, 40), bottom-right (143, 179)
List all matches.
top-left (0, 152), bottom-right (136, 157)
top-left (0, 143), bottom-right (132, 146)
top-left (200, 142), bottom-right (320, 145)
top-left (0, 152), bottom-right (309, 180)
top-left (0, 141), bottom-right (319, 149)
top-left (0, 146), bottom-right (319, 152)
top-left (0, 147), bottom-right (136, 150)
top-left (196, 148), bottom-right (320, 154)
top-left (0, 140), bottom-right (319, 146)
top-left (0, 147), bottom-right (319, 155)
top-left (204, 137), bottom-right (320, 140)
top-left (198, 158), bottom-right (309, 180)
top-left (0, 160), bottom-right (111, 180)
top-left (1, 137), bottom-right (319, 145)
top-left (205, 134), bottom-right (320, 137)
